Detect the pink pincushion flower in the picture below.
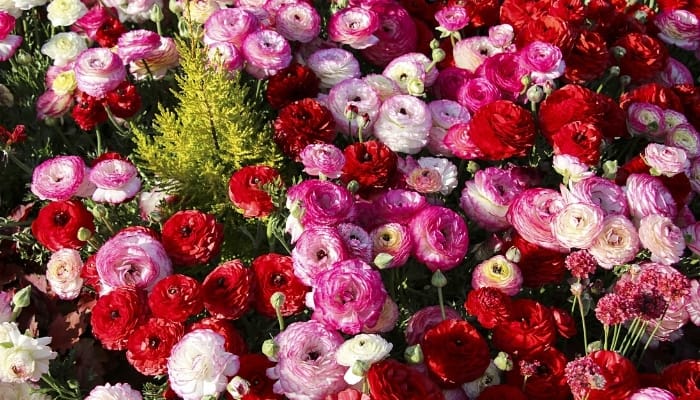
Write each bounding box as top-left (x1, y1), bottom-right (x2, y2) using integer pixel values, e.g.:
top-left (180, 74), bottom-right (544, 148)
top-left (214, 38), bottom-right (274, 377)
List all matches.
top-left (31, 155), bottom-right (94, 201)
top-left (643, 143), bottom-right (690, 177)
top-left (203, 7), bottom-right (259, 47)
top-left (565, 250), bottom-right (598, 280)
top-left (588, 215), bottom-right (640, 269)
top-left (85, 383), bottom-right (143, 400)
top-left (638, 214), bottom-right (685, 265)
top-left (326, 77), bottom-right (380, 137)
top-left (116, 29), bottom-right (161, 65)
top-left (507, 188), bottom-right (567, 252)
top-left (565, 356), bottom-right (607, 400)
top-left (292, 225), bottom-right (348, 286)
top-left (309, 258), bottom-right (387, 334)
top-left (435, 6), bottom-right (469, 32)
top-left (552, 202), bottom-right (605, 249)
top-left (520, 41), bottom-right (565, 84)
top-left (269, 320), bottom-right (346, 400)
top-left (625, 173), bottom-right (677, 221)
top-left (410, 205), bottom-right (469, 271)
top-left (95, 229), bottom-right (172, 294)
top-left (89, 158), bottom-right (141, 204)
top-left (74, 48), bottom-right (126, 99)
top-left (328, 7), bottom-right (379, 49)
top-left (471, 255), bottom-right (523, 296)
top-left (456, 77), bottom-right (502, 113)
top-left (168, 330), bottom-right (239, 400)
top-left (565, 177), bottom-right (629, 216)
top-left (242, 29), bottom-right (292, 78)
top-left (595, 293), bottom-right (634, 326)
top-left (275, 2), bottom-right (321, 44)
top-left (654, 9), bottom-right (700, 51)
top-left (300, 144), bottom-right (345, 179)
top-left (404, 305), bottom-right (461, 345)
top-left (370, 223), bottom-right (412, 269)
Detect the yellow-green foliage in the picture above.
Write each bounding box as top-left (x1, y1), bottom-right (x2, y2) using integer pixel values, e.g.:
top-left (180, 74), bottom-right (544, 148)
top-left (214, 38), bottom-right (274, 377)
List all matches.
top-left (132, 37), bottom-right (284, 259)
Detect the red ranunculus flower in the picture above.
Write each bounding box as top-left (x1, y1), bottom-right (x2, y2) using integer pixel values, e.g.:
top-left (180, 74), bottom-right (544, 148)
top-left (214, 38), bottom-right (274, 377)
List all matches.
top-left (509, 231), bottom-right (567, 288)
top-left (94, 14), bottom-right (126, 48)
top-left (341, 140), bottom-right (398, 193)
top-left (228, 165), bottom-right (282, 218)
top-left (551, 121), bottom-right (603, 165)
top-left (266, 63), bottom-right (320, 110)
top-left (273, 98), bottom-right (336, 160)
top-left (456, 0), bottom-right (500, 29)
top-left (31, 200), bottom-right (95, 251)
top-left (251, 253), bottom-right (309, 318)
top-left (464, 287), bottom-right (513, 329)
top-left (126, 317), bottom-right (184, 376)
top-left (367, 359), bottom-right (445, 400)
top-left (148, 274), bottom-right (204, 323)
top-left (499, 0), bottom-right (549, 31)
top-left (232, 353), bottom-right (281, 399)
top-left (492, 299), bottom-right (557, 358)
top-left (421, 319), bottom-right (491, 387)
top-left (468, 100), bottom-right (536, 161)
top-left (516, 14), bottom-right (575, 53)
top-left (672, 84), bottom-right (700, 131)
top-left (661, 359), bottom-right (700, 398)
top-left (550, 306), bottom-right (577, 339)
top-left (613, 33), bottom-right (668, 83)
top-left (90, 287), bottom-right (148, 351)
top-left (72, 92), bottom-right (107, 131)
top-left (564, 31), bottom-right (610, 84)
top-left (477, 385), bottom-right (528, 399)
top-left (104, 81), bottom-right (141, 119)
top-left (188, 317), bottom-right (248, 355)
top-left (587, 350), bottom-right (640, 400)
top-left (619, 82), bottom-right (684, 113)
top-left (80, 254), bottom-right (101, 294)
top-left (202, 260), bottom-right (254, 320)
top-left (161, 210), bottom-right (223, 267)
top-left (506, 347), bottom-right (570, 400)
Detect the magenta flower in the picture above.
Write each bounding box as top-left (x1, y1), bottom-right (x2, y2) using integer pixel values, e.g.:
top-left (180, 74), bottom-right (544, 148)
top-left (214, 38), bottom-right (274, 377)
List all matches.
top-left (361, 2), bottom-right (417, 67)
top-left (309, 258), bottom-right (387, 334)
top-left (74, 48), bottom-right (126, 99)
top-left (338, 223), bottom-right (373, 263)
top-left (116, 29), bottom-right (161, 65)
top-left (626, 102), bottom-right (666, 140)
top-left (89, 158), bottom-right (142, 204)
top-left (506, 188), bottom-right (567, 252)
top-left (299, 144), bottom-right (345, 179)
top-left (326, 77), bottom-right (381, 137)
top-left (520, 41), bottom-right (565, 84)
top-left (0, 11), bottom-right (21, 62)
top-left (242, 29), bottom-right (292, 78)
top-left (275, 2), bottom-right (321, 43)
top-left (435, 6), bottom-right (469, 31)
top-left (654, 9), bottom-right (700, 51)
top-left (460, 166), bottom-right (529, 231)
top-left (328, 7), bottom-right (379, 49)
top-left (31, 156), bottom-right (94, 201)
top-left (292, 225), bottom-right (348, 286)
top-left (456, 77), bottom-right (502, 113)
top-left (204, 7), bottom-right (259, 47)
top-left (427, 100), bottom-right (471, 156)
top-left (631, 387), bottom-right (677, 400)
top-left (36, 90), bottom-right (74, 119)
top-left (410, 205), bottom-right (469, 271)
top-left (374, 189), bottom-right (428, 225)
top-left (287, 179), bottom-right (355, 227)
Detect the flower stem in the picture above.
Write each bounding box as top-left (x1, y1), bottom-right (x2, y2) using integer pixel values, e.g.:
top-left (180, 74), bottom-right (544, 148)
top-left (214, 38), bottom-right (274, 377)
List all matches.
top-left (95, 126), bottom-right (104, 156)
top-left (437, 286), bottom-right (446, 320)
top-left (576, 293), bottom-right (589, 354)
top-left (603, 324), bottom-right (609, 350)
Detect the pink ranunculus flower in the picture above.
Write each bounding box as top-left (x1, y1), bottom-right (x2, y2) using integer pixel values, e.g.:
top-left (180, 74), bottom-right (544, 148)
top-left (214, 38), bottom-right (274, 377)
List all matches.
top-left (74, 48), bottom-right (126, 99)
top-left (382, 52), bottom-right (438, 91)
top-left (242, 29), bottom-right (292, 78)
top-left (207, 41), bottom-right (244, 73)
top-left (625, 173), bottom-right (677, 221)
top-left (404, 305), bottom-right (461, 345)
top-left (631, 387), bottom-right (677, 400)
top-left (0, 292), bottom-right (12, 323)
top-left (552, 154), bottom-right (595, 184)
top-left (643, 143), bottom-right (690, 177)
top-left (435, 6), bottom-right (469, 31)
top-left (31, 155), bottom-right (92, 201)
top-left (299, 143), bottom-right (345, 179)
top-left (116, 29), bottom-right (161, 65)
top-left (626, 102), bottom-right (666, 141)
top-left (95, 229), bottom-right (173, 294)
top-left (453, 36), bottom-right (499, 73)
top-left (456, 77), bottom-right (501, 114)
top-left (471, 255), bottom-right (523, 296)
top-left (291, 225), bottom-right (348, 286)
top-left (326, 77), bottom-right (380, 137)
top-left (480, 52), bottom-right (529, 96)
top-left (371, 222), bottom-right (413, 269)
top-left (460, 166), bottom-right (530, 232)
top-left (507, 188), bottom-right (567, 252)
top-left (360, 2), bottom-right (417, 67)
top-left (552, 202), bottom-right (605, 250)
top-left (275, 2), bottom-right (321, 44)
top-left (664, 109), bottom-right (688, 132)
top-left (89, 158), bottom-right (142, 204)
top-left (691, 158), bottom-right (700, 194)
top-left (374, 189), bottom-right (428, 226)
top-left (638, 214), bottom-right (685, 265)
top-left (287, 179), bottom-right (355, 227)
top-left (373, 94), bottom-right (432, 154)
top-left (168, 330), bottom-right (239, 400)
top-left (488, 24), bottom-right (515, 49)
top-left (0, 11), bottom-right (15, 39)
top-left (666, 123), bottom-right (700, 159)
top-left (309, 258), bottom-right (387, 334)
top-left (328, 6), bottom-right (379, 49)
top-left (410, 205), bottom-right (469, 272)
top-left (520, 41), bottom-right (565, 84)
top-left (426, 100), bottom-right (470, 156)
top-left (0, 32), bottom-right (22, 62)
top-left (364, 297), bottom-right (399, 333)
top-left (363, 74), bottom-right (401, 101)
top-left (46, 248), bottom-right (83, 300)
top-left (203, 7), bottom-right (259, 47)
top-left (36, 90), bottom-right (73, 119)
top-left (337, 223), bottom-right (373, 263)
top-left (683, 222), bottom-right (700, 256)
top-left (85, 383), bottom-right (143, 400)
top-left (654, 9), bottom-right (700, 51)
top-left (588, 214), bottom-right (640, 269)
top-left (686, 279), bottom-right (700, 325)
top-left (307, 48), bottom-right (361, 90)
top-left (138, 188), bottom-right (175, 221)
top-left (130, 36), bottom-right (179, 80)
top-left (443, 122), bottom-right (483, 160)
top-left (657, 57), bottom-right (694, 87)
top-left (268, 320), bottom-right (346, 400)
top-left (433, 66), bottom-right (473, 101)
top-left (565, 176), bottom-right (629, 216)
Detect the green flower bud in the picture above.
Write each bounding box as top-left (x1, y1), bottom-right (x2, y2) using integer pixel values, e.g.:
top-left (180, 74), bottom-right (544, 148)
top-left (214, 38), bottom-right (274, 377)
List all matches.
top-left (346, 180), bottom-right (360, 194)
top-left (15, 51), bottom-right (32, 65)
top-left (602, 160), bottom-right (618, 179)
top-left (150, 4), bottom-right (164, 22)
top-left (270, 292), bottom-right (286, 309)
top-left (505, 246), bottom-right (521, 263)
top-left (404, 344), bottom-right (423, 364)
top-left (12, 286), bottom-right (31, 311)
top-left (406, 78), bottom-right (425, 97)
top-left (611, 46), bottom-right (627, 59)
top-left (373, 253), bottom-right (394, 269)
top-left (526, 85), bottom-right (544, 104)
top-left (262, 339), bottom-right (279, 359)
top-left (351, 360), bottom-right (370, 377)
top-left (77, 227), bottom-right (92, 241)
top-left (431, 48), bottom-right (446, 63)
top-left (431, 270), bottom-right (448, 288)
top-left (429, 39), bottom-right (441, 50)
top-left (494, 351), bottom-right (513, 371)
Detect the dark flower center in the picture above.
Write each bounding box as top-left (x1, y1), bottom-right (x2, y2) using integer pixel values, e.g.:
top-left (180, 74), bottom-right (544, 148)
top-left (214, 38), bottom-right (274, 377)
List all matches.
top-left (148, 336), bottom-right (160, 349)
top-left (316, 249), bottom-right (327, 260)
top-left (110, 310), bottom-right (120, 319)
top-left (217, 277), bottom-right (226, 286)
top-left (53, 211), bottom-right (69, 226)
top-left (168, 287), bottom-right (178, 295)
top-left (180, 225), bottom-right (192, 237)
top-left (271, 274), bottom-right (286, 286)
top-left (306, 351), bottom-right (320, 361)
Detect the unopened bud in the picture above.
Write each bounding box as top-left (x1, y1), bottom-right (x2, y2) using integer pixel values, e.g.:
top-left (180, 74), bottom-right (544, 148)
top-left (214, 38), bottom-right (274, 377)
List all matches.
top-left (351, 360), bottom-right (370, 377)
top-left (262, 339), bottom-right (279, 360)
top-left (611, 46), bottom-right (627, 59)
top-left (526, 85), bottom-right (544, 103)
top-left (270, 292), bottom-right (286, 310)
top-left (150, 4), bottom-right (164, 22)
top-left (346, 180), bottom-right (360, 194)
top-left (505, 246), bottom-right (521, 263)
top-left (494, 352), bottom-right (513, 371)
top-left (431, 48), bottom-right (446, 63)
top-left (404, 344), bottom-right (423, 364)
top-left (620, 75), bottom-right (631, 87)
top-left (431, 270), bottom-right (448, 288)
top-left (520, 75), bottom-right (531, 89)
top-left (429, 38), bottom-right (441, 50)
top-left (608, 65), bottom-right (621, 77)
top-left (227, 376), bottom-right (251, 399)
top-left (466, 160), bottom-right (480, 174)
top-left (587, 340), bottom-right (603, 353)
top-left (77, 227), bottom-right (92, 241)
top-left (12, 286), bottom-right (31, 311)
top-left (15, 50), bottom-right (32, 65)
top-left (602, 160), bottom-right (618, 179)
top-left (406, 78), bottom-right (425, 97)
top-left (373, 253), bottom-right (394, 269)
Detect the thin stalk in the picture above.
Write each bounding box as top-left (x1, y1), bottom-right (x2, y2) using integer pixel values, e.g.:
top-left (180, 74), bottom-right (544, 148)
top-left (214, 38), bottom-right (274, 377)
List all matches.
top-left (437, 286), bottom-right (446, 320)
top-left (576, 294), bottom-right (589, 354)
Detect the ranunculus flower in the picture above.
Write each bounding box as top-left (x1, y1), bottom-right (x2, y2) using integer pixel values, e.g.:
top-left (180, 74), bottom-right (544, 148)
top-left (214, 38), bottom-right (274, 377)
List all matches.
top-left (46, 0), bottom-right (87, 26)
top-left (481, 52), bottom-right (529, 95)
top-left (427, 100), bottom-right (470, 156)
top-left (74, 48), bottom-right (125, 99)
top-left (552, 154), bottom-right (595, 183)
top-left (242, 29), bottom-right (292, 78)
top-left (444, 122), bottom-right (484, 160)
top-left (326, 77), bottom-right (381, 138)
top-left (291, 225), bottom-right (348, 286)
top-left (161, 210), bottom-right (223, 267)
top-left (276, 2), bottom-right (321, 43)
top-left (363, 297), bottom-right (399, 334)
top-left (85, 383), bottom-right (143, 400)
top-left (273, 98), bottom-right (335, 160)
top-left (203, 7), bottom-right (258, 47)
top-left (520, 41), bottom-right (565, 84)
top-left (129, 36), bottom-right (179, 80)
top-left (626, 102), bottom-right (666, 140)
top-left (300, 144), bottom-right (345, 179)
top-left (666, 124), bottom-right (700, 159)
top-left (471, 255), bottom-right (523, 296)
top-left (0, 325), bottom-right (57, 383)
top-left (360, 2), bottom-right (417, 67)
top-left (404, 305), bottom-right (461, 345)
top-left (468, 100), bottom-right (536, 161)
top-left (367, 359), bottom-right (445, 400)
top-left (588, 215), bottom-right (640, 269)
top-left (328, 7), bottom-right (379, 49)
top-left (336, 334), bottom-right (392, 385)
top-left (148, 274), bottom-right (203, 323)
top-left (551, 202), bottom-right (605, 249)
top-left (660, 359), bottom-right (700, 398)
top-left (307, 48), bottom-right (361, 90)
top-left (507, 188), bottom-right (567, 252)
top-left (644, 143), bottom-right (690, 177)
top-left (126, 318), bottom-right (184, 376)
top-left (116, 29), bottom-right (160, 65)
top-left (31, 199), bottom-right (94, 251)
top-left (286, 179), bottom-right (355, 228)
top-left (341, 140), bottom-right (397, 195)
top-left (456, 77), bottom-right (501, 114)
top-left (625, 173), bottom-right (678, 221)
top-left (337, 223), bottom-right (373, 263)
top-left (228, 165), bottom-right (282, 218)
top-left (453, 36), bottom-right (499, 73)
top-left (371, 223), bottom-right (413, 269)
top-left (89, 157), bottom-right (141, 204)
top-left (31, 155), bottom-right (93, 201)
top-left (266, 62), bottom-right (320, 110)
top-left (410, 205), bottom-right (469, 272)
top-left (565, 176), bottom-right (629, 216)
top-left (464, 287), bottom-right (513, 329)
top-left (382, 54), bottom-right (433, 95)
top-left (631, 387), bottom-right (677, 399)
top-left (654, 9), bottom-right (700, 51)
top-left (435, 6), bottom-right (469, 31)
top-left (421, 319), bottom-right (490, 388)
top-left (90, 287), bottom-right (148, 351)
top-left (36, 90), bottom-right (73, 119)
top-left (229, 353), bottom-right (278, 399)
top-left (373, 95), bottom-right (432, 154)
top-left (615, 32), bottom-right (669, 83)
top-left (587, 350), bottom-right (640, 400)
top-left (510, 232), bottom-right (568, 287)
top-left (188, 318), bottom-right (248, 356)
top-left (207, 42), bottom-right (244, 73)
top-left (202, 260), bottom-right (254, 320)
top-left (374, 189), bottom-right (427, 225)
top-left (638, 214), bottom-right (684, 265)
top-left (433, 67), bottom-right (473, 101)
top-left (251, 253), bottom-right (309, 318)
top-left (269, 320), bottom-right (346, 400)
top-left (491, 299), bottom-right (557, 359)
top-left (551, 121), bottom-right (603, 165)
top-left (168, 330), bottom-right (240, 400)
top-left (309, 258), bottom-right (387, 334)
top-left (40, 32), bottom-right (86, 66)
top-left (46, 248), bottom-right (83, 300)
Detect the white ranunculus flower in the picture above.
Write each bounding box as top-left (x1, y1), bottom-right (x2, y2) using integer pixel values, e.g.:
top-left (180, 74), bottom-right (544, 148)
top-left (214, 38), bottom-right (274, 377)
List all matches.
top-left (416, 157), bottom-right (459, 196)
top-left (336, 334), bottom-right (392, 385)
top-left (168, 330), bottom-right (240, 400)
top-left (373, 95), bottom-right (432, 154)
top-left (0, 327), bottom-right (57, 383)
top-left (40, 32), bottom-right (87, 66)
top-left (46, 0), bottom-right (87, 27)
top-left (85, 382), bottom-right (143, 400)
top-left (0, 381), bottom-right (52, 400)
top-left (13, 0), bottom-right (47, 10)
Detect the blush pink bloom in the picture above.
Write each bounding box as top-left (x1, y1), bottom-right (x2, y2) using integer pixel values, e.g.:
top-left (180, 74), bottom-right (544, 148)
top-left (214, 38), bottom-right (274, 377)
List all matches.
top-left (309, 258), bottom-right (387, 334)
top-left (410, 205), bottom-right (469, 271)
top-left (453, 36), bottom-right (499, 73)
top-left (46, 248), bottom-right (84, 300)
top-left (85, 383), bottom-right (143, 400)
top-left (138, 188), bottom-right (175, 221)
top-left (435, 6), bottom-right (469, 31)
top-left (654, 9), bottom-right (700, 51)
top-left (683, 222), bottom-right (700, 256)
top-left (269, 320), bottom-right (346, 400)
top-left (360, 2), bottom-right (416, 67)
top-left (520, 41), bottom-right (565, 84)
top-left (275, 2), bottom-right (321, 43)
top-left (328, 7), bottom-right (379, 49)
top-left (373, 94), bottom-right (432, 154)
top-left (31, 155), bottom-right (93, 201)
top-left (588, 215), bottom-right (641, 269)
top-left (36, 90), bottom-right (74, 119)
top-left (130, 37), bottom-right (180, 80)
top-left (643, 143), bottom-right (690, 177)
top-left (74, 48), bottom-right (126, 99)
top-left (371, 223), bottom-right (413, 269)
top-left (488, 24), bottom-right (515, 49)
top-left (443, 122), bottom-right (484, 160)
top-left (299, 144), bottom-right (345, 179)
top-left (291, 225), bottom-right (348, 286)
top-left (207, 42), bottom-right (244, 72)
top-left (307, 48), bottom-right (361, 90)
top-left (363, 74), bottom-right (401, 101)
top-left (337, 223), bottom-right (373, 263)
top-left (364, 297), bottom-right (399, 333)
top-left (686, 279), bottom-right (700, 325)
top-left (638, 214), bottom-right (684, 265)
top-left (631, 387), bottom-right (677, 400)
top-left (116, 29), bottom-right (161, 65)
top-left (507, 188), bottom-right (568, 252)
top-left (565, 176), bottom-right (629, 216)
top-left (456, 77), bottom-right (502, 114)
top-left (404, 305), bottom-right (461, 345)
top-left (95, 229), bottom-right (173, 294)
top-left (326, 77), bottom-right (380, 137)
top-left (471, 255), bottom-right (523, 296)
top-left (427, 100), bottom-right (470, 156)
top-left (552, 202), bottom-right (605, 249)
top-left (242, 29), bottom-right (292, 78)
top-left (625, 173), bottom-right (677, 221)
top-left (89, 158), bottom-right (142, 204)
top-left (203, 7), bottom-right (259, 47)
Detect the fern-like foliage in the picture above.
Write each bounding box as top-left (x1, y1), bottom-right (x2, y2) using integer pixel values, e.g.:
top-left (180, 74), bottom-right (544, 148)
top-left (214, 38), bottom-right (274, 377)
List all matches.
top-left (132, 35), bottom-right (284, 259)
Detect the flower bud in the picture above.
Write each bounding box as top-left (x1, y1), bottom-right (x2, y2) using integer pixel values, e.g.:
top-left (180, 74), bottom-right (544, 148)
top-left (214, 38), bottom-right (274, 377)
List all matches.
top-left (431, 270), bottom-right (448, 288)
top-left (505, 246), bottom-right (521, 263)
top-left (526, 85), bottom-right (544, 103)
top-left (611, 46), bottom-right (627, 59)
top-left (620, 75), bottom-right (631, 87)
top-left (77, 227), bottom-right (93, 241)
top-left (404, 344), bottom-right (423, 364)
top-left (587, 340), bottom-right (603, 353)
top-left (430, 38), bottom-right (441, 50)
top-left (373, 253), bottom-right (395, 269)
top-left (150, 4), bottom-right (164, 23)
top-left (494, 352), bottom-right (513, 371)
top-left (12, 286), bottom-right (31, 311)
top-left (351, 360), bottom-right (370, 377)
top-left (15, 50), bottom-right (32, 65)
top-left (346, 180), bottom-right (360, 194)
top-left (602, 160), bottom-right (618, 179)
top-left (406, 78), bottom-right (425, 97)
top-left (345, 104), bottom-right (358, 121)
top-left (262, 339), bottom-right (279, 359)
top-left (466, 161), bottom-right (480, 174)
top-left (270, 292), bottom-right (286, 310)
top-left (431, 48), bottom-right (446, 63)
top-left (227, 376), bottom-right (251, 399)
top-left (608, 65), bottom-right (621, 77)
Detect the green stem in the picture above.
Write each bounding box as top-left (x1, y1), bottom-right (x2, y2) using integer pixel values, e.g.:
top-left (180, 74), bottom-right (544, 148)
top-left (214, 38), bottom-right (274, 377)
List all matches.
top-left (275, 306), bottom-right (285, 332)
top-left (576, 294), bottom-right (589, 354)
top-left (94, 126), bottom-right (103, 156)
top-left (603, 324), bottom-right (609, 351)
top-left (104, 106), bottom-right (127, 136)
top-left (617, 318), bottom-right (638, 353)
top-left (273, 231), bottom-right (292, 255)
top-left (437, 286), bottom-right (446, 320)
top-left (636, 318), bottom-right (663, 365)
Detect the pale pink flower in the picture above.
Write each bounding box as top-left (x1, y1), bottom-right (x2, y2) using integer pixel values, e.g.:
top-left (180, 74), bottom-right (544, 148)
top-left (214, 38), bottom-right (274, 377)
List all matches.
top-left (116, 29), bottom-right (161, 65)
top-left (363, 297), bottom-right (399, 333)
top-left (46, 249), bottom-right (83, 300)
top-left (565, 176), bottom-right (629, 216)
top-left (89, 158), bottom-right (141, 204)
top-left (506, 188), bottom-right (567, 252)
top-left (453, 36), bottom-right (498, 73)
top-left (138, 188), bottom-right (175, 221)
top-left (207, 41), bottom-right (244, 72)
top-left (203, 7), bottom-right (259, 47)
top-left (74, 48), bottom-right (126, 99)
top-left (471, 255), bottom-right (523, 296)
top-left (362, 74), bottom-right (400, 101)
top-left (644, 143), bottom-right (690, 177)
top-left (326, 77), bottom-right (380, 137)
top-left (328, 7), bottom-right (379, 49)
top-left (488, 24), bottom-right (515, 49)
top-left (307, 48), bottom-right (361, 90)
top-left (631, 387), bottom-right (677, 400)
top-left (665, 123), bottom-right (700, 159)
top-left (373, 94), bottom-right (431, 154)
top-left (242, 29), bottom-right (292, 78)
top-left (638, 214), bottom-right (684, 265)
top-left (588, 215), bottom-right (640, 269)
top-left (85, 383), bottom-right (143, 400)
top-left (552, 154), bottom-right (595, 184)
top-left (36, 90), bottom-right (73, 119)
top-left (31, 156), bottom-right (93, 201)
top-left (625, 173), bottom-right (677, 221)
top-left (299, 143), bottom-right (345, 179)
top-left (276, 2), bottom-right (321, 43)
top-left (426, 100), bottom-right (470, 156)
top-left (552, 202), bottom-right (605, 249)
